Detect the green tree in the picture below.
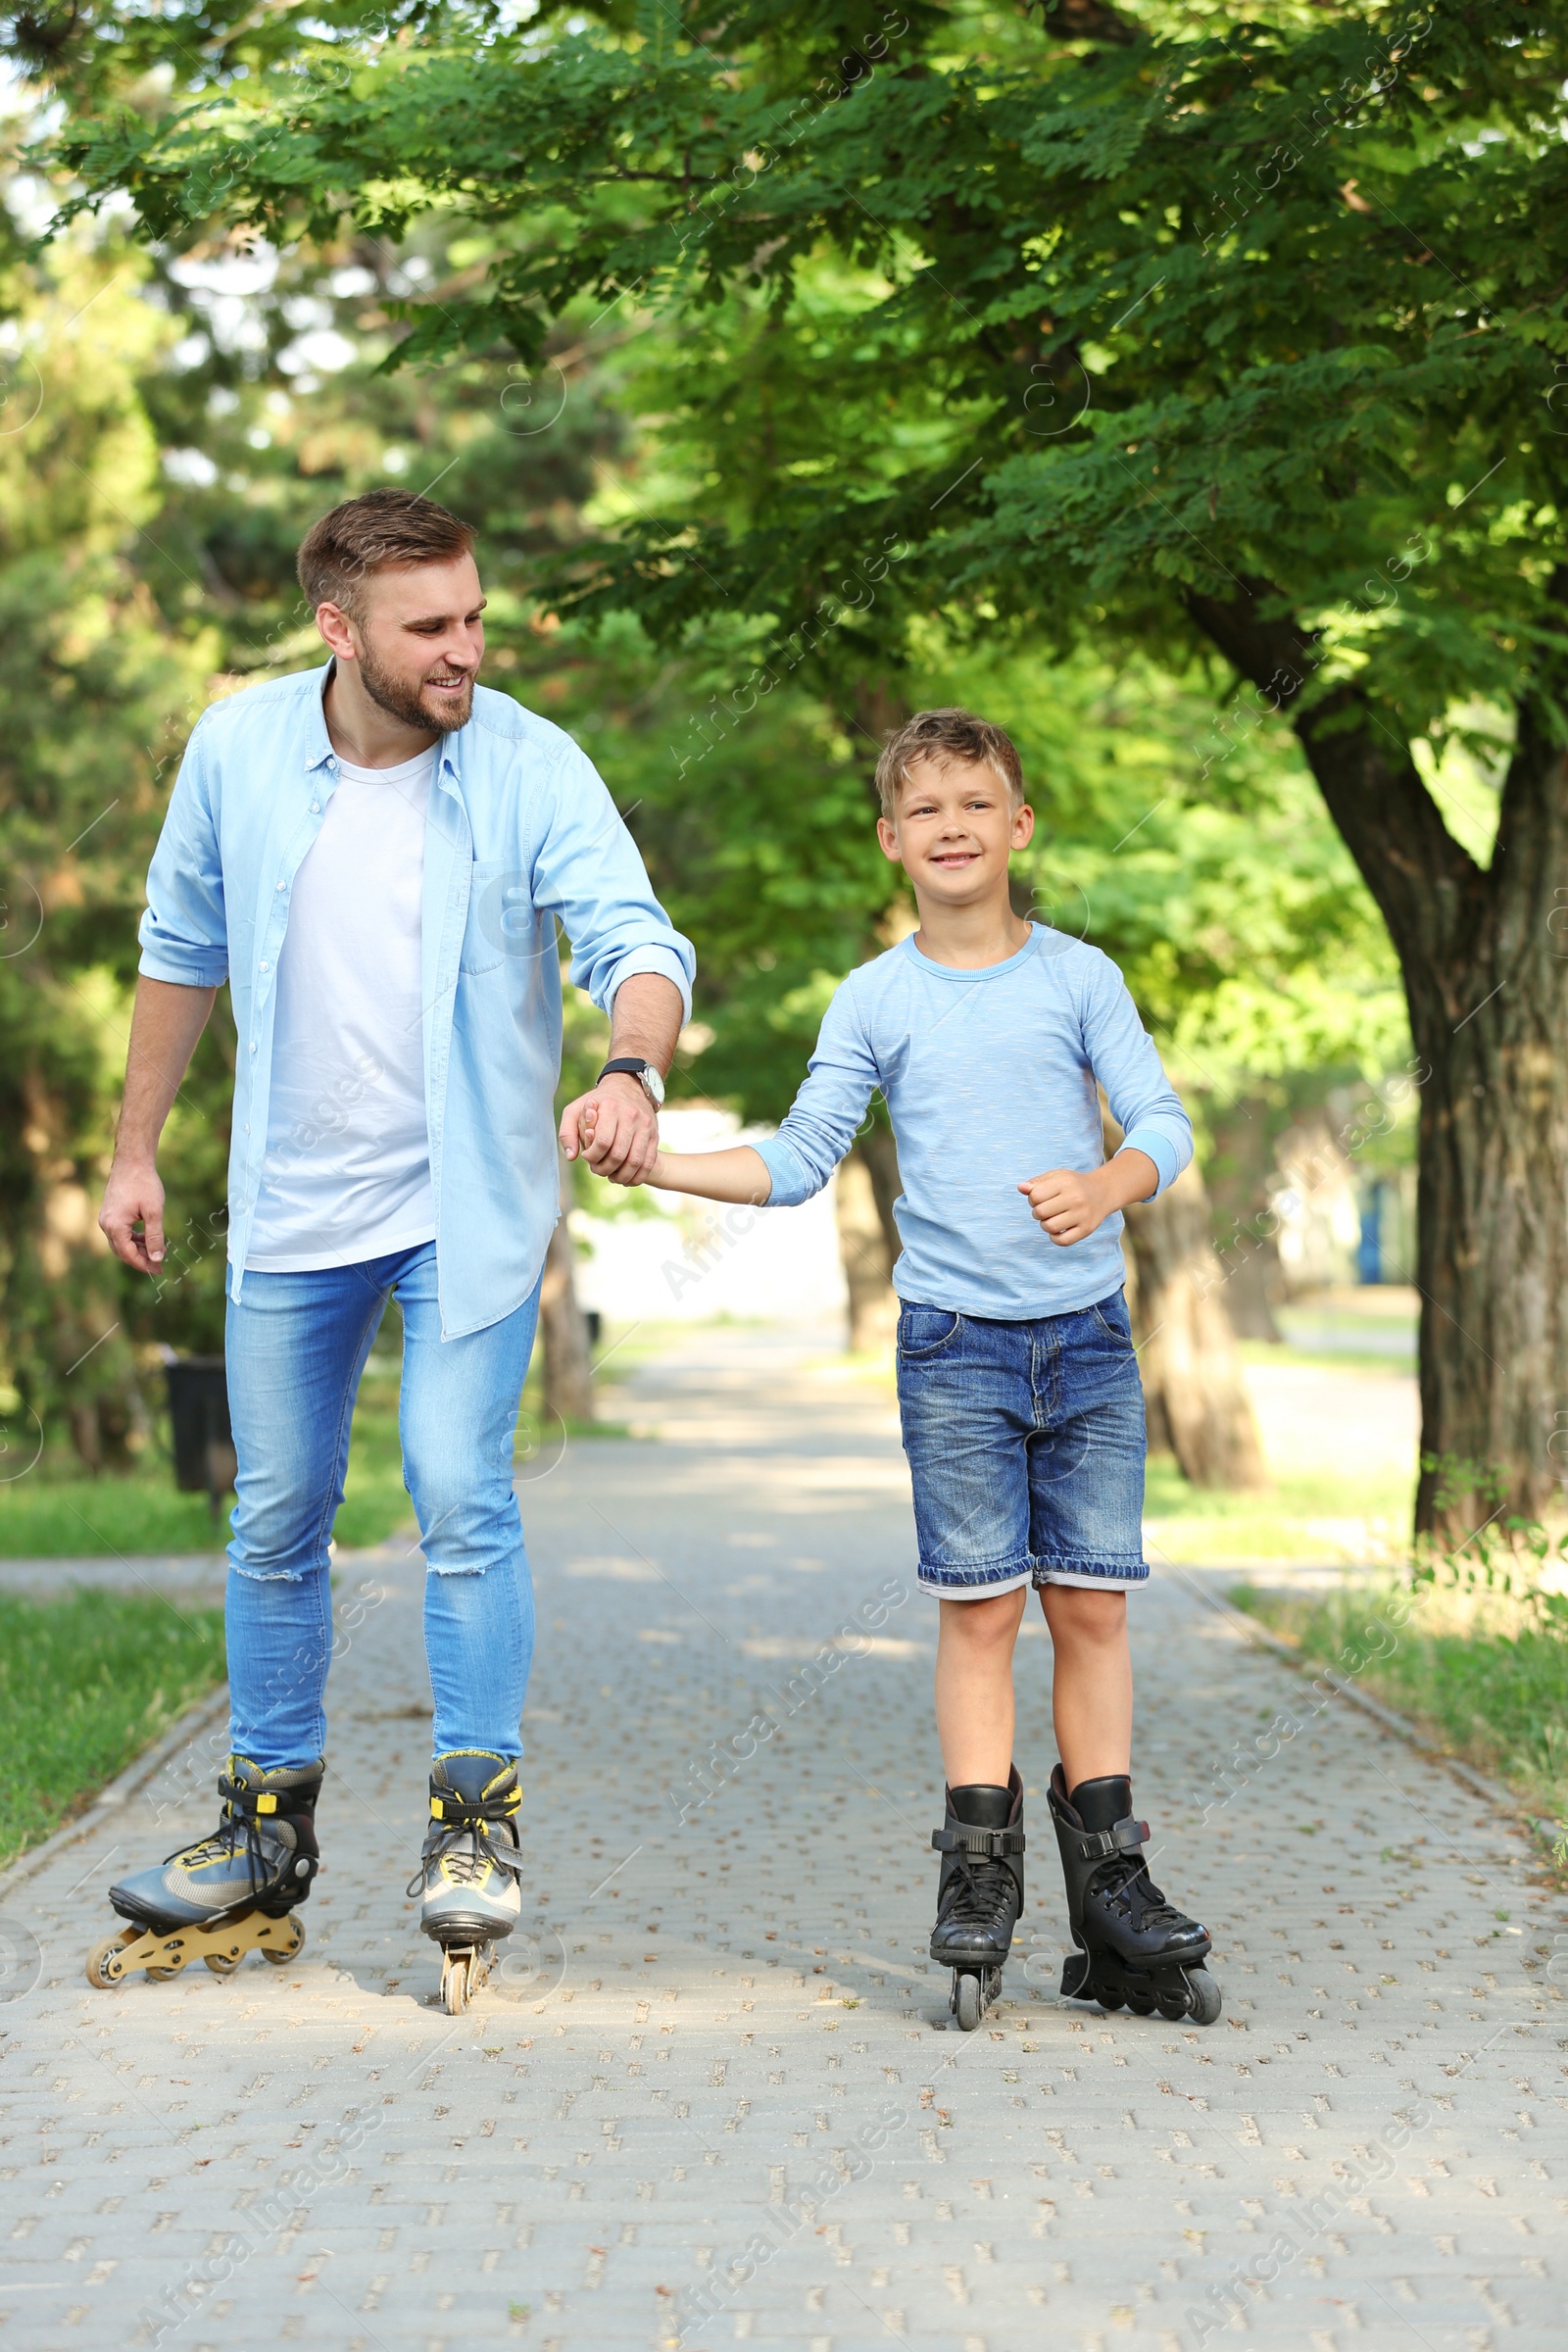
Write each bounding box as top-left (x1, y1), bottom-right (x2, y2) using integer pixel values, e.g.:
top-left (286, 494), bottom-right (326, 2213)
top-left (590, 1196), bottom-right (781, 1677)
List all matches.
top-left (0, 238), bottom-right (217, 1466)
top-left (49, 0), bottom-right (1564, 1536)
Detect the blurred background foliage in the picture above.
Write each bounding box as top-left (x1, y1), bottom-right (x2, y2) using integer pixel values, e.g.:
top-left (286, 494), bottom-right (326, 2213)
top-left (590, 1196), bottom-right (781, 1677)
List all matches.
top-left (0, 79), bottom-right (1411, 1492)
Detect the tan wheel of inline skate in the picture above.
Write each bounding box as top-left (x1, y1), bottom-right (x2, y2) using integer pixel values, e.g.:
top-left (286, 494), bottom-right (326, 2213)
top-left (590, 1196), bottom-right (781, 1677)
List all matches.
top-left (439, 1942), bottom-right (496, 2015)
top-left (85, 1908), bottom-right (306, 1988)
top-left (87, 1755), bottom-right (321, 1989)
top-left (413, 1752), bottom-right (524, 2012)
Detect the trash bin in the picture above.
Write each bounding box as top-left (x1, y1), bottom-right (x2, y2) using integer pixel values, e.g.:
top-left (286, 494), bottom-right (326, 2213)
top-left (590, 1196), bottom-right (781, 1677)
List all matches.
top-left (165, 1355), bottom-right (237, 1517)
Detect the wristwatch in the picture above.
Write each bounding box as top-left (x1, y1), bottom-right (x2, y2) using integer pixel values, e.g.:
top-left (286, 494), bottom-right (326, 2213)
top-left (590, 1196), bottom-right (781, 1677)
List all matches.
top-left (597, 1056), bottom-right (665, 1109)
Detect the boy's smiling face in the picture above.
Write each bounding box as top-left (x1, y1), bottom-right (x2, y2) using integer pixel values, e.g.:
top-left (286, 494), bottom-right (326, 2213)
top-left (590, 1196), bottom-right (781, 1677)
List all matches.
top-left (877, 753), bottom-right (1034, 907)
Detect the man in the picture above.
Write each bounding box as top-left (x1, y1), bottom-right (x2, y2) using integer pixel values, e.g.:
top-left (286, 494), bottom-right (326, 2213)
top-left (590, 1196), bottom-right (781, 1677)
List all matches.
top-left (94, 489), bottom-right (692, 1994)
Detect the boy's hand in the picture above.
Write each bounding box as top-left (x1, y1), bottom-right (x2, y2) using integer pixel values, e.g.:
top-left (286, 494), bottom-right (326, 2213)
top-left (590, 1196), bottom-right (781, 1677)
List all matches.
top-left (1019, 1166), bottom-right (1112, 1245)
top-left (1018, 1151), bottom-right (1159, 1246)
top-left (560, 1080), bottom-right (659, 1185)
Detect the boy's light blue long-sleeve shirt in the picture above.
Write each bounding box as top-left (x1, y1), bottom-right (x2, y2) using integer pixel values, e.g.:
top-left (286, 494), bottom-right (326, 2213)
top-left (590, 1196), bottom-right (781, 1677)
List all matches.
top-left (138, 664), bottom-right (695, 1339)
top-left (753, 925), bottom-right (1193, 1322)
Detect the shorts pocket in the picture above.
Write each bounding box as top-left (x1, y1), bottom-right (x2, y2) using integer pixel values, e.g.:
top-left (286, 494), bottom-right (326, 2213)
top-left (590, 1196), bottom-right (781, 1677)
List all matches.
top-left (897, 1304), bottom-right (962, 1359)
top-left (1090, 1290), bottom-right (1132, 1341)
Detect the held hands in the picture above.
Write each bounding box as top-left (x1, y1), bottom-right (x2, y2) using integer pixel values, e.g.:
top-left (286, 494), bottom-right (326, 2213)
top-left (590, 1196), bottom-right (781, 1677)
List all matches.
top-left (558, 1073), bottom-right (659, 1186)
top-left (1018, 1152), bottom-right (1156, 1247)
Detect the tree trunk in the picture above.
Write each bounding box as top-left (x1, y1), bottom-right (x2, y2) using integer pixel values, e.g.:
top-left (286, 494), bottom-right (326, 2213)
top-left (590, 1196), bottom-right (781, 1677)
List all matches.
top-left (1305, 710), bottom-right (1568, 1537)
top-left (1203, 1097), bottom-right (1285, 1342)
top-left (836, 1137), bottom-right (901, 1351)
top-left (1184, 575), bottom-right (1568, 1539)
top-left (830, 688), bottom-right (912, 1353)
top-left (1405, 945), bottom-right (1568, 1537)
top-left (857, 1122), bottom-right (903, 1270)
top-left (540, 1146), bottom-right (594, 1426)
top-left (1122, 1160), bottom-right (1270, 1490)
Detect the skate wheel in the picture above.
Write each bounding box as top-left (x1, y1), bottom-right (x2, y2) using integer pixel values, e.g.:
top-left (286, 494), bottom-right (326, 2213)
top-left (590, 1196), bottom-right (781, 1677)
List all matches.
top-left (1125, 1984), bottom-right (1156, 2017)
top-left (144, 1964), bottom-right (180, 1981)
top-left (954, 1973), bottom-right (982, 2033)
top-left (85, 1932), bottom-right (134, 1989)
top-left (262, 1917), bottom-right (304, 1965)
top-left (204, 1951), bottom-right (242, 1976)
top-left (442, 1951), bottom-right (472, 2015)
top-left (1156, 1988), bottom-right (1190, 2022)
top-left (1185, 1967), bottom-right (1222, 2027)
top-left (1097, 1985), bottom-right (1124, 2012)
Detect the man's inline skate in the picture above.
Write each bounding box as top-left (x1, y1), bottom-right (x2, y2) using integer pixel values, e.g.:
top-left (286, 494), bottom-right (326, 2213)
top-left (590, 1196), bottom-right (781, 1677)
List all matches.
top-left (86, 1756), bottom-right (321, 1987)
top-left (411, 1750), bottom-right (524, 2014)
top-left (929, 1767), bottom-right (1025, 2031)
top-left (1048, 1765), bottom-right (1220, 2023)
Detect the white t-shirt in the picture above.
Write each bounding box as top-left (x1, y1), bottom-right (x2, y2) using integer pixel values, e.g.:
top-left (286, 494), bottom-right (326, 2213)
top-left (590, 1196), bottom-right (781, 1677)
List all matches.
top-left (245, 747), bottom-right (438, 1272)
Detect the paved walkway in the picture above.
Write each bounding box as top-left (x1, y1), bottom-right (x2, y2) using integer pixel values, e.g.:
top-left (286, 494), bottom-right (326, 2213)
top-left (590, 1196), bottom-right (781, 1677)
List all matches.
top-left (1, 1326), bottom-right (1564, 2350)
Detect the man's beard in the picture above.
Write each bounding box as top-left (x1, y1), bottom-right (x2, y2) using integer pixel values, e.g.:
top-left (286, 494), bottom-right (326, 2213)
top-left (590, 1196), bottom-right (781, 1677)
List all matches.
top-left (358, 644), bottom-right (474, 734)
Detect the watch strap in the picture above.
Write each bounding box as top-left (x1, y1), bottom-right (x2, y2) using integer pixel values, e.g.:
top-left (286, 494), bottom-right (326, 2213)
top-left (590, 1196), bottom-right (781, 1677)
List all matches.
top-left (597, 1057), bottom-right (663, 1106)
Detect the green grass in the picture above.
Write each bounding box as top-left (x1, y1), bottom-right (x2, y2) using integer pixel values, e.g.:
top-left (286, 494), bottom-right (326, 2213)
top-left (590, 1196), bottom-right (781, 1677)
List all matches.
top-left (1242, 1339), bottom-right (1417, 1376)
top-left (0, 1327), bottom-right (642, 1560)
top-left (0, 1354), bottom-right (416, 1559)
top-left (1143, 1451), bottom-right (1415, 1564)
top-left (0, 1590), bottom-right (226, 1865)
top-left (1233, 1577), bottom-right (1568, 1831)
top-left (0, 1478), bottom-right (234, 1560)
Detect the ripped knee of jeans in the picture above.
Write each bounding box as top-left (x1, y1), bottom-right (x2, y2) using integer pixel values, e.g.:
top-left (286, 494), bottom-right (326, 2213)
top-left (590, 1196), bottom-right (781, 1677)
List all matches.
top-left (229, 1556), bottom-right (328, 1585)
top-left (423, 1535), bottom-right (520, 1581)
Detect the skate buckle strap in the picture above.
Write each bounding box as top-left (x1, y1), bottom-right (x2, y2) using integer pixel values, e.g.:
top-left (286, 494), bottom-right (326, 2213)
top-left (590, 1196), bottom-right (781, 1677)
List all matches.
top-left (218, 1777), bottom-right (279, 1822)
top-left (1072, 1813), bottom-right (1149, 1864)
top-left (932, 1825), bottom-right (1025, 1859)
top-left (429, 1784), bottom-right (521, 1828)
top-left (218, 1765), bottom-right (319, 1822)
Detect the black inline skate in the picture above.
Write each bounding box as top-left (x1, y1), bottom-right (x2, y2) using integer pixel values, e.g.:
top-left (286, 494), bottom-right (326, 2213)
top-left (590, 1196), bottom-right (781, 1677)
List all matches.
top-left (1048, 1765), bottom-right (1220, 2024)
top-left (410, 1750), bottom-right (524, 2014)
top-left (86, 1755), bottom-right (321, 1987)
top-left (930, 1767), bottom-right (1025, 2031)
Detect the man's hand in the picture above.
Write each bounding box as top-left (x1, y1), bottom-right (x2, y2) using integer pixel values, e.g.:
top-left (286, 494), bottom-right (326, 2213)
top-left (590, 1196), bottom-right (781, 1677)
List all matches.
top-left (559, 1072), bottom-right (659, 1185)
top-left (99, 1158), bottom-right (168, 1274)
top-left (1018, 1151), bottom-right (1158, 1247)
top-left (98, 977), bottom-right (216, 1274)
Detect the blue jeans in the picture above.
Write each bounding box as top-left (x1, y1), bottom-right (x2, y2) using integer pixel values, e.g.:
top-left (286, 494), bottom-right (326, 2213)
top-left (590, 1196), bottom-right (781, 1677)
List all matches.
top-left (895, 1290), bottom-right (1149, 1596)
top-left (222, 1243), bottom-right (540, 1771)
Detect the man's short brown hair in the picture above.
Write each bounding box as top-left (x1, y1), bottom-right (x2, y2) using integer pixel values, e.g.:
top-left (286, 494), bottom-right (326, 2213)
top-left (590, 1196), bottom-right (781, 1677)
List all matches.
top-left (296, 488), bottom-right (477, 622)
top-left (873, 708), bottom-right (1026, 818)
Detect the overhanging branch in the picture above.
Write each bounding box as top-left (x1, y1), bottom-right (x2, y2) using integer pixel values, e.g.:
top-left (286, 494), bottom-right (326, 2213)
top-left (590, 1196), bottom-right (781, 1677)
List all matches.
top-left (1183, 579), bottom-right (1486, 973)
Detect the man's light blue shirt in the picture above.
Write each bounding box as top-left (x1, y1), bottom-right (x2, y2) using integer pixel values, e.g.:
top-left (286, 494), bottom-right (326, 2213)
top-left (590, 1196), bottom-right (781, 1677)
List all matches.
top-left (753, 925), bottom-right (1193, 1321)
top-left (138, 665), bottom-right (695, 1338)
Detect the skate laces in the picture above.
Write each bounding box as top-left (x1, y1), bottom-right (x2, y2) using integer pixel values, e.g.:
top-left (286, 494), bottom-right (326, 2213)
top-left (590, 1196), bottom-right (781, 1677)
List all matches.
top-left (937, 1850), bottom-right (1018, 1936)
top-left (407, 1819), bottom-right (523, 1900)
top-left (164, 1811), bottom-right (273, 1897)
top-left (1092, 1851), bottom-right (1186, 1934)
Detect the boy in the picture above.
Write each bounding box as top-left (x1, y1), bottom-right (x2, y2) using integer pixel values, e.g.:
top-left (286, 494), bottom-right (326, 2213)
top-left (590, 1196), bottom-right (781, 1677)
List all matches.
top-left (575, 708), bottom-right (1219, 2028)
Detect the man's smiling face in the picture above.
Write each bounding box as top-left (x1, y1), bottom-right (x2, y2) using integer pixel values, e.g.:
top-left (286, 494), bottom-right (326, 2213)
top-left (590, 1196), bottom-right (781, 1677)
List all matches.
top-left (331, 554), bottom-right (486, 733)
top-left (877, 753), bottom-right (1034, 905)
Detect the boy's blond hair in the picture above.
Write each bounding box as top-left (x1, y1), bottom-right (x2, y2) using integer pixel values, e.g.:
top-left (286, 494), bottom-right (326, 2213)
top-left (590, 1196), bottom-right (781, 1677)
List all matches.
top-left (873, 708), bottom-right (1026, 819)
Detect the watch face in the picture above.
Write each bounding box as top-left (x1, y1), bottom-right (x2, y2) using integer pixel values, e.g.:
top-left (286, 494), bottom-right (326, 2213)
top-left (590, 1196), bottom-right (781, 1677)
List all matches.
top-left (644, 1065), bottom-right (665, 1107)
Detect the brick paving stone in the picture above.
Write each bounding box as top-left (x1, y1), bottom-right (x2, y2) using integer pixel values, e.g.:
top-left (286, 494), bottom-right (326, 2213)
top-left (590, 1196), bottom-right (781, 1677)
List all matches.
top-left (0, 1324), bottom-right (1564, 2351)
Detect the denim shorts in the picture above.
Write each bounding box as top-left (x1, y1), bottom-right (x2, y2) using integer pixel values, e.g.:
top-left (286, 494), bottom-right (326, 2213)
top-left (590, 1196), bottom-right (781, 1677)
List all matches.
top-left (895, 1291), bottom-right (1149, 1597)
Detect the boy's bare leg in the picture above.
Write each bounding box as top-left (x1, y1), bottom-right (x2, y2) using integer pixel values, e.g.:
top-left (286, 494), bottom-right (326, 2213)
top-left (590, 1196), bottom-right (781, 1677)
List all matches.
top-left (934, 1587), bottom-right (1028, 1785)
top-left (1038, 1586), bottom-right (1132, 1788)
